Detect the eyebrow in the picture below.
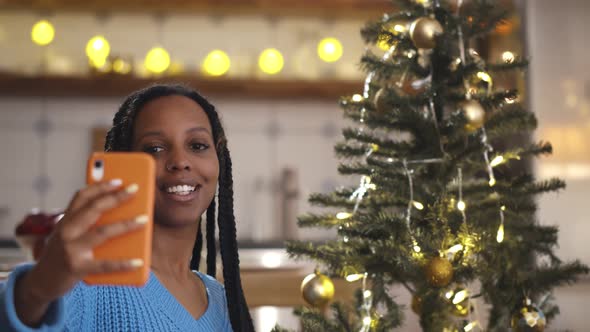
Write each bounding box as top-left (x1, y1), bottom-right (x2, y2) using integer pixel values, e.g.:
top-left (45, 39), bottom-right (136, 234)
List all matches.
top-left (136, 127), bottom-right (212, 141)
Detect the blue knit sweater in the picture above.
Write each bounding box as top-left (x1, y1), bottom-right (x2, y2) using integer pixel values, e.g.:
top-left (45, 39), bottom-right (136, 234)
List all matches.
top-left (0, 264), bottom-right (233, 331)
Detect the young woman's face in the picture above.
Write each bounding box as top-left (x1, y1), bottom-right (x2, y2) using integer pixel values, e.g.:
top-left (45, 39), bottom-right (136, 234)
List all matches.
top-left (131, 95), bottom-right (219, 227)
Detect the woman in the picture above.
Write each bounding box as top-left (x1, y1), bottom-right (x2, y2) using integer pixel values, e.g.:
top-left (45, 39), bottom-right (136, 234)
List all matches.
top-left (0, 84), bottom-right (255, 331)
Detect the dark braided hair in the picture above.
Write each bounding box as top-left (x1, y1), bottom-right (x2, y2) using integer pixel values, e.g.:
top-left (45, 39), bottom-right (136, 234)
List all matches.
top-left (104, 84), bottom-right (255, 332)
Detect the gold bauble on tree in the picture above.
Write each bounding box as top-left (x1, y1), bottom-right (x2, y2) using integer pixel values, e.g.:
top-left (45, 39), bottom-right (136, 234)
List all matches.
top-left (459, 99), bottom-right (486, 132)
top-left (425, 256), bottom-right (453, 287)
top-left (409, 17), bottom-right (443, 49)
top-left (511, 299), bottom-right (546, 332)
top-left (301, 270), bottom-right (335, 307)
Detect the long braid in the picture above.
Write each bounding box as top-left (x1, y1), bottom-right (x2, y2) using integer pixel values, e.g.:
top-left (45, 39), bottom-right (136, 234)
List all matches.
top-left (206, 199), bottom-right (217, 277)
top-left (218, 145), bottom-right (254, 332)
top-left (190, 222), bottom-right (203, 271)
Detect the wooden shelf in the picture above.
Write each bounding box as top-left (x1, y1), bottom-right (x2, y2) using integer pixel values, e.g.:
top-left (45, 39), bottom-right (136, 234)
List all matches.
top-left (1, 0), bottom-right (393, 18)
top-left (0, 74), bottom-right (362, 100)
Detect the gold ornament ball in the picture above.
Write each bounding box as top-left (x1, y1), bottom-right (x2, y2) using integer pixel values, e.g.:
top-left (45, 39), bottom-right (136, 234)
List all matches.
top-left (425, 257), bottom-right (453, 287)
top-left (511, 301), bottom-right (546, 332)
top-left (459, 100), bottom-right (486, 132)
top-left (301, 271), bottom-right (335, 307)
top-left (410, 17), bottom-right (443, 50)
top-left (374, 87), bottom-right (390, 113)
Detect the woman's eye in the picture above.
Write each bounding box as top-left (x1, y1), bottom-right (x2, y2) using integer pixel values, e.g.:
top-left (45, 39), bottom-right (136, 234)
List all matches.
top-left (190, 143), bottom-right (209, 151)
top-left (144, 146), bottom-right (164, 154)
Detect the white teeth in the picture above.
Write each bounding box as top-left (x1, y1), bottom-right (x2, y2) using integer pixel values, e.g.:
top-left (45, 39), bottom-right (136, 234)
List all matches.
top-left (166, 185), bottom-right (196, 194)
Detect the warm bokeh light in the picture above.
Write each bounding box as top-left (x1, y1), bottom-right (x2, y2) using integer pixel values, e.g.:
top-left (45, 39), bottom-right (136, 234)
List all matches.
top-left (502, 51), bottom-right (515, 63)
top-left (258, 48), bottom-right (284, 75)
top-left (202, 50), bottom-right (231, 76)
top-left (86, 36), bottom-right (110, 62)
top-left (89, 56), bottom-right (108, 69)
top-left (112, 58), bottom-right (131, 74)
top-left (31, 20), bottom-right (54, 46)
top-left (144, 47), bottom-right (170, 74)
top-left (317, 37), bottom-right (343, 63)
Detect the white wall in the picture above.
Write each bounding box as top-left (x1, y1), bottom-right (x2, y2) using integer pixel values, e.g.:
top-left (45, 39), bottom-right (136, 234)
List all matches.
top-left (526, 0), bottom-right (590, 330)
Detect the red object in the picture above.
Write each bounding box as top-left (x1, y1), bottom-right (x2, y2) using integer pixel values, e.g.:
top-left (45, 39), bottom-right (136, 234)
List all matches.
top-left (15, 211), bottom-right (62, 260)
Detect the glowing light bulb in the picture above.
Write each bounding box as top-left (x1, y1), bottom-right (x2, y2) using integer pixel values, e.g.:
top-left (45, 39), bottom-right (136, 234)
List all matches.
top-left (412, 238), bottom-right (421, 252)
top-left (448, 244), bottom-right (463, 254)
top-left (490, 155), bottom-right (505, 167)
top-left (202, 49), bottom-right (231, 76)
top-left (345, 274), bottom-right (364, 282)
top-left (412, 201), bottom-right (424, 210)
top-left (477, 71), bottom-right (493, 84)
top-left (496, 223), bottom-right (504, 243)
top-left (86, 35), bottom-right (110, 61)
top-left (352, 94), bottom-right (363, 102)
top-left (363, 290), bottom-right (372, 298)
top-left (363, 316), bottom-right (372, 325)
top-left (502, 51), bottom-right (515, 63)
top-left (258, 48), bottom-right (284, 75)
top-left (144, 47), bottom-right (170, 74)
top-left (501, 205), bottom-right (506, 211)
top-left (445, 290), bottom-right (454, 299)
top-left (457, 200), bottom-right (466, 211)
top-left (31, 20), bottom-right (55, 46)
top-left (318, 37), bottom-right (343, 63)
top-left (393, 24), bottom-right (406, 34)
top-left (452, 290), bottom-right (468, 304)
top-left (336, 212), bottom-right (352, 220)
top-left (464, 321), bottom-right (478, 331)
top-left (489, 177), bottom-right (496, 187)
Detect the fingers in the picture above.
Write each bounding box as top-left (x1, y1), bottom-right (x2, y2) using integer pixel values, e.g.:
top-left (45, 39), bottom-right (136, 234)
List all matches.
top-left (79, 216), bottom-right (149, 248)
top-left (60, 185), bottom-right (137, 240)
top-left (67, 179), bottom-right (124, 214)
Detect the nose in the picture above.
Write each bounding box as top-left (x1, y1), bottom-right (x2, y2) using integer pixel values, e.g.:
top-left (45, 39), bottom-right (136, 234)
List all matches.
top-left (165, 149), bottom-right (191, 172)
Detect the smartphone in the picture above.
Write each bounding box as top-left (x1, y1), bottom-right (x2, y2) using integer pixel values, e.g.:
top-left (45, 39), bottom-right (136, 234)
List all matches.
top-left (84, 152), bottom-right (155, 286)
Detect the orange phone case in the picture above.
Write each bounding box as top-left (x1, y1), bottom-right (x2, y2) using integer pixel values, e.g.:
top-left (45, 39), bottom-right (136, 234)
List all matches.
top-left (84, 152), bottom-right (155, 286)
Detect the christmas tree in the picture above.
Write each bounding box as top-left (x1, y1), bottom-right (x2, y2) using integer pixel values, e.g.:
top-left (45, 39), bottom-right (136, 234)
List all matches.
top-left (283, 0), bottom-right (589, 331)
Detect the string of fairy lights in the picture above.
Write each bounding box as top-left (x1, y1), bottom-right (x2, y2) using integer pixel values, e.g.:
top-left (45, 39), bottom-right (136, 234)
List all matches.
top-left (29, 18), bottom-right (345, 76)
top-left (299, 0), bottom-right (550, 331)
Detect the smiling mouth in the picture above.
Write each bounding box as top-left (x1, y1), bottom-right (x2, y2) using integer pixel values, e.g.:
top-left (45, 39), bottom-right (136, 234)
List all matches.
top-left (162, 184), bottom-right (201, 202)
top-left (166, 185), bottom-right (196, 196)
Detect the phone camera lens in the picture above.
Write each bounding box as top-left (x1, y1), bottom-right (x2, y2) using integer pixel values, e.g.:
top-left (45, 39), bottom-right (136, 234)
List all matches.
top-left (94, 160), bottom-right (103, 168)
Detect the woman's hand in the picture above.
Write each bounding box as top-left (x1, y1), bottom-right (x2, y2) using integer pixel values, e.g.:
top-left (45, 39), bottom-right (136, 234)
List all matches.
top-left (14, 180), bottom-right (145, 327)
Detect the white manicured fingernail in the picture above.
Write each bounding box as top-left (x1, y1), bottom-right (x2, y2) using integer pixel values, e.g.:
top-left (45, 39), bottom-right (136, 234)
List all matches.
top-left (134, 215), bottom-right (149, 224)
top-left (125, 183), bottom-right (139, 194)
top-left (109, 179), bottom-right (123, 187)
top-left (129, 259), bottom-right (144, 268)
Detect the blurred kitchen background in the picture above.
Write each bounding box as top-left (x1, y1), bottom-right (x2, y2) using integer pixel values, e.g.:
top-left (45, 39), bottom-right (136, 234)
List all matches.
top-left (0, 0), bottom-right (588, 330)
